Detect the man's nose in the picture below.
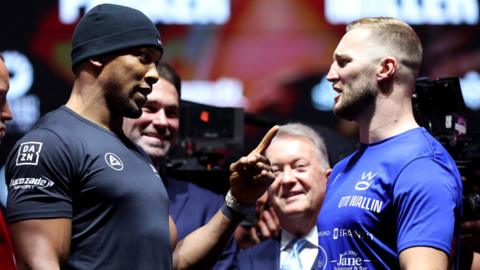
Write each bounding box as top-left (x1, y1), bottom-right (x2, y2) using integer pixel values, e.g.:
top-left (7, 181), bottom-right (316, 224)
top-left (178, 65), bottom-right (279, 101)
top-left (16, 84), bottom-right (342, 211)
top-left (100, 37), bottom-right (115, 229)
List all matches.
top-left (326, 64), bottom-right (338, 82)
top-left (152, 109), bottom-right (168, 127)
top-left (145, 63), bottom-right (160, 91)
top-left (280, 167), bottom-right (296, 185)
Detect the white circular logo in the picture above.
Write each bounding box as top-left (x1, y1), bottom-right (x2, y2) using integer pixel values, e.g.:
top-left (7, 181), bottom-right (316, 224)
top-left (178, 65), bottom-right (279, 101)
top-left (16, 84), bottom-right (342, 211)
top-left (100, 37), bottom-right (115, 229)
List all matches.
top-left (355, 181), bottom-right (371, 191)
top-left (104, 153), bottom-right (124, 171)
top-left (3, 50), bottom-right (34, 100)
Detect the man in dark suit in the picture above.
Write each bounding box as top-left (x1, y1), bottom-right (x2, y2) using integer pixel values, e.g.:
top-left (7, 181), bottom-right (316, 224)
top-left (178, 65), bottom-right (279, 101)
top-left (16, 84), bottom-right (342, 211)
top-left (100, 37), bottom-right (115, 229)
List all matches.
top-left (124, 62), bottom-right (237, 269)
top-left (236, 123), bottom-right (330, 270)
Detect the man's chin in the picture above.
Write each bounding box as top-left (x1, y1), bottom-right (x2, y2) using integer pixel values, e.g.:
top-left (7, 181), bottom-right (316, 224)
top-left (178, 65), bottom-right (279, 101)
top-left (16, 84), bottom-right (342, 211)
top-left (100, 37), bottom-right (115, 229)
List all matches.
top-left (143, 146), bottom-right (169, 160)
top-left (282, 207), bottom-right (309, 218)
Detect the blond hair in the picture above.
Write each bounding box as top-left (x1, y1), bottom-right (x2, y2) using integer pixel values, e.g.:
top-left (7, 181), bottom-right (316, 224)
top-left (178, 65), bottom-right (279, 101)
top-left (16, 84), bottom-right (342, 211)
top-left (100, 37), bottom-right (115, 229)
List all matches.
top-left (347, 17), bottom-right (422, 79)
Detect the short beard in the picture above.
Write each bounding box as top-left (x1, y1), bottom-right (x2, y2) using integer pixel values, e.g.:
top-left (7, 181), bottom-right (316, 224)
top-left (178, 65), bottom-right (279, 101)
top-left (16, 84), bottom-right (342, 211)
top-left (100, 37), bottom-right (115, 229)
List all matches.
top-left (334, 85), bottom-right (378, 121)
top-left (105, 85), bottom-right (142, 119)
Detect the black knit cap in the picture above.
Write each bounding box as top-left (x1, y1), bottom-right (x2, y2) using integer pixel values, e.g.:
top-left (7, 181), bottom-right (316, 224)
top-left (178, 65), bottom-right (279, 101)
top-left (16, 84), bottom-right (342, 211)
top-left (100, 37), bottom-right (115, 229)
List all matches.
top-left (71, 3), bottom-right (163, 69)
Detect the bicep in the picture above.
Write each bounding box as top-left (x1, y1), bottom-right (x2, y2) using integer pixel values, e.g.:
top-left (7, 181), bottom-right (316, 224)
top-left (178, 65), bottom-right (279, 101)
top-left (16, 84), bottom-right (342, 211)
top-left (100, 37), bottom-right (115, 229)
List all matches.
top-left (9, 218), bottom-right (71, 270)
top-left (399, 246), bottom-right (448, 270)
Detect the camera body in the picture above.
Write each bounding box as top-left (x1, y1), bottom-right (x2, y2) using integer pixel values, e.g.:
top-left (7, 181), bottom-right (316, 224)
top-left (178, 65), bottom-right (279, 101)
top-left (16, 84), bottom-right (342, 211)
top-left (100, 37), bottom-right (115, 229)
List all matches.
top-left (414, 77), bottom-right (480, 221)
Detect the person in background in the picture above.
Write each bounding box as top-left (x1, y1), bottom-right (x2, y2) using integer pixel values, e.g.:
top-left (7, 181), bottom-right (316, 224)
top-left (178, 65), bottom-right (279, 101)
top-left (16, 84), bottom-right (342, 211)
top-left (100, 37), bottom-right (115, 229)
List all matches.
top-left (4, 4), bottom-right (277, 269)
top-left (0, 54), bottom-right (15, 270)
top-left (317, 17), bottom-right (462, 269)
top-left (236, 123), bottom-right (331, 270)
top-left (123, 61), bottom-right (237, 269)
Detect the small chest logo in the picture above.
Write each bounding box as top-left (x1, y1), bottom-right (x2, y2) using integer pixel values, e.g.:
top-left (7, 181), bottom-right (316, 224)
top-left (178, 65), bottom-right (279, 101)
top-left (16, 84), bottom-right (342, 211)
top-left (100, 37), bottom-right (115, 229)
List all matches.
top-left (355, 171), bottom-right (377, 191)
top-left (16, 142), bottom-right (43, 166)
top-left (104, 153), bottom-right (124, 171)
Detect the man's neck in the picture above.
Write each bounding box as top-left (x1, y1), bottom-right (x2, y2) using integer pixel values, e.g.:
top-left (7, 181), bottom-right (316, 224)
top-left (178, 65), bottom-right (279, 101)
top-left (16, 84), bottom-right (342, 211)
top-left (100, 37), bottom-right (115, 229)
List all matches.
top-left (357, 93), bottom-right (419, 144)
top-left (66, 84), bottom-right (124, 133)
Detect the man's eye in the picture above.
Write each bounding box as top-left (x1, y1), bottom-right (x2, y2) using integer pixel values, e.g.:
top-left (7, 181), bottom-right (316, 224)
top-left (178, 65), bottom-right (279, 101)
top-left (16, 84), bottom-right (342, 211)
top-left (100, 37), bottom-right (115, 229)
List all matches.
top-left (337, 58), bottom-right (350, 68)
top-left (142, 106), bottom-right (153, 113)
top-left (165, 110), bottom-right (179, 118)
top-left (138, 53), bottom-right (152, 63)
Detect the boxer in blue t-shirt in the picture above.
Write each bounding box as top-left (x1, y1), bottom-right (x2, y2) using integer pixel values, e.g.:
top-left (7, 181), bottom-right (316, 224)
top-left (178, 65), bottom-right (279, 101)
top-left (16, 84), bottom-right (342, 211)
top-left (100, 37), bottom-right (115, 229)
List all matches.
top-left (317, 17), bottom-right (462, 270)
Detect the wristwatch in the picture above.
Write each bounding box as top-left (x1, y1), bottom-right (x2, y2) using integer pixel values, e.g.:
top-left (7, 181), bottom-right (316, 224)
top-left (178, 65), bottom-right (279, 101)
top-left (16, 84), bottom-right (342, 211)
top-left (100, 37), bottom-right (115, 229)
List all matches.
top-left (225, 190), bottom-right (256, 216)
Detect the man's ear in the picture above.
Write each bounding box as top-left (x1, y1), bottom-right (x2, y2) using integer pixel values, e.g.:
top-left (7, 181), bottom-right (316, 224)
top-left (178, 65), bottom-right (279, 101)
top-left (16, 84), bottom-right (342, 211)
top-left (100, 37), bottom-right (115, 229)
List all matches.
top-left (325, 168), bottom-right (332, 182)
top-left (376, 56), bottom-right (397, 81)
top-left (323, 168), bottom-right (332, 183)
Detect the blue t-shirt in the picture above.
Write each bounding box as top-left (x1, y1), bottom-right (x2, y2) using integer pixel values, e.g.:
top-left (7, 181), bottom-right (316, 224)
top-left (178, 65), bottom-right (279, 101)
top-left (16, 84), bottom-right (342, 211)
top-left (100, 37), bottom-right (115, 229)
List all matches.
top-left (316, 128), bottom-right (462, 269)
top-left (5, 107), bottom-right (172, 270)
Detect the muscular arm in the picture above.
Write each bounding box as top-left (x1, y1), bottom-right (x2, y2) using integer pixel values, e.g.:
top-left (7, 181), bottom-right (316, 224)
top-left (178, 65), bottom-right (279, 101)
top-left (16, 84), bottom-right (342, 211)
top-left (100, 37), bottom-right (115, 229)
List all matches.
top-left (9, 218), bottom-right (71, 270)
top-left (399, 246), bottom-right (448, 270)
top-left (172, 210), bottom-right (238, 270)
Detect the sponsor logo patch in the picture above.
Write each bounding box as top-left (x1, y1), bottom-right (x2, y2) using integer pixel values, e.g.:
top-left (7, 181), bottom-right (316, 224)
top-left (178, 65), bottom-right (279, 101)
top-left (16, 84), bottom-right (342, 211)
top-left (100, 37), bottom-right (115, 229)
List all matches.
top-left (354, 171), bottom-right (377, 191)
top-left (333, 228), bottom-right (374, 241)
top-left (104, 153), bottom-right (124, 171)
top-left (10, 177), bottom-right (54, 190)
top-left (331, 250), bottom-right (371, 269)
top-left (16, 142), bottom-right (43, 166)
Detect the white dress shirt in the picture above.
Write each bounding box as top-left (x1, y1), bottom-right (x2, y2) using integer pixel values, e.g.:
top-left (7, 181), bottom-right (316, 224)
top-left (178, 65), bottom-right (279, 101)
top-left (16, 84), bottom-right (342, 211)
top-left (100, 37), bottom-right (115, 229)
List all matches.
top-left (280, 226), bottom-right (319, 269)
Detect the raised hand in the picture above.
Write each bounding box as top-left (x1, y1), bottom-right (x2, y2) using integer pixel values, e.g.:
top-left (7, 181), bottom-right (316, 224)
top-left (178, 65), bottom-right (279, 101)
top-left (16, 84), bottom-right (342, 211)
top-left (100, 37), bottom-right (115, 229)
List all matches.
top-left (229, 125), bottom-right (279, 205)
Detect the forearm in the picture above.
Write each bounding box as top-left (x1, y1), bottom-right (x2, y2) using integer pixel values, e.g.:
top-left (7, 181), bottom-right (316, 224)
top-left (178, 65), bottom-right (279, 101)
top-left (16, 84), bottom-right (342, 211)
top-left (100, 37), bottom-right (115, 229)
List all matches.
top-left (173, 209), bottom-right (240, 270)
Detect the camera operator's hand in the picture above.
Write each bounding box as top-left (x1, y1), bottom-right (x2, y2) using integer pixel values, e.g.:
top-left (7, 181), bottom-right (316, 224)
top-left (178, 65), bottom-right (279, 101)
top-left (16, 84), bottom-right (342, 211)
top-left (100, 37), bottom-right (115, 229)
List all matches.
top-left (229, 125), bottom-right (279, 205)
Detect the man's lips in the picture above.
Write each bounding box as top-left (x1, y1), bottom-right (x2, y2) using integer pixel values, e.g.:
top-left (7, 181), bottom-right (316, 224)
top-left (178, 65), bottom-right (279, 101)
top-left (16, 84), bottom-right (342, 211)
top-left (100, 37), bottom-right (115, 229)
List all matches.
top-left (332, 86), bottom-right (342, 103)
top-left (281, 191), bottom-right (303, 200)
top-left (142, 132), bottom-right (166, 140)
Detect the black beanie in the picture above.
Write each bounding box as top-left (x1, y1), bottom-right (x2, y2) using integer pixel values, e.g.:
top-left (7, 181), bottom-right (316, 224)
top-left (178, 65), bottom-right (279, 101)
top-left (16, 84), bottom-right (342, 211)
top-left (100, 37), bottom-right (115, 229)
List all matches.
top-left (71, 4), bottom-right (163, 69)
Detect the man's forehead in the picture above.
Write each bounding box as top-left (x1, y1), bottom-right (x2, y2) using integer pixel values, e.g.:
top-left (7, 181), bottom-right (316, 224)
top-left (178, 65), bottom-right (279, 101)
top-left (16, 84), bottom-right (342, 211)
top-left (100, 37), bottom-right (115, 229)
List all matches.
top-left (148, 84), bottom-right (179, 106)
top-left (334, 28), bottom-right (380, 59)
top-left (122, 46), bottom-right (162, 59)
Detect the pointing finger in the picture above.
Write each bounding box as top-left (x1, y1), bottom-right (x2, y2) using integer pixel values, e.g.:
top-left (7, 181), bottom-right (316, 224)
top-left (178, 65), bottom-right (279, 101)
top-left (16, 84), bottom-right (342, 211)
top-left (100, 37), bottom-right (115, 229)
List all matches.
top-left (249, 125), bottom-right (279, 156)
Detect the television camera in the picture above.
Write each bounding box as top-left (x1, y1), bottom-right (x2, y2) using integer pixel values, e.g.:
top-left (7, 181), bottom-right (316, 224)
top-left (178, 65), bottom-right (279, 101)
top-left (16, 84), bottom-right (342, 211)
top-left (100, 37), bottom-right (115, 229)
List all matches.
top-left (414, 77), bottom-right (480, 221)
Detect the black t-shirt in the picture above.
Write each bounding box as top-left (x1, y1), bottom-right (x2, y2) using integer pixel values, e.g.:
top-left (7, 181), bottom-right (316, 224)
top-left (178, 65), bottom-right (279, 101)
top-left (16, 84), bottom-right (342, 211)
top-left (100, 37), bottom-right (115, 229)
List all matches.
top-left (6, 106), bottom-right (172, 269)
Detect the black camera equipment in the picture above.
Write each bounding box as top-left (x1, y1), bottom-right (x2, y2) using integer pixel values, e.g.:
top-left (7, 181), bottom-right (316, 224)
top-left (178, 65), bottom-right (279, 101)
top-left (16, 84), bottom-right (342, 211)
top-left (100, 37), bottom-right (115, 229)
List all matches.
top-left (165, 101), bottom-right (244, 194)
top-left (413, 77), bottom-right (480, 221)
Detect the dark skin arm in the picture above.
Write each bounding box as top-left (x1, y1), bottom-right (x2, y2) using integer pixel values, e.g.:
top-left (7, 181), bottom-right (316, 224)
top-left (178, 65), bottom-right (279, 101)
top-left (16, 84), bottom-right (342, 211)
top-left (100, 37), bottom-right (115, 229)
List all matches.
top-left (9, 218), bottom-right (71, 270)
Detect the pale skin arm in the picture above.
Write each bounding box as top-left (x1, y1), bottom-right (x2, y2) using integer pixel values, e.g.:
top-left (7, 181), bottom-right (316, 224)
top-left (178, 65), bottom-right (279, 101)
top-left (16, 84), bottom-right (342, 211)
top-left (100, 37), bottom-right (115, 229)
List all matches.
top-left (172, 125), bottom-right (279, 270)
top-left (8, 218), bottom-right (71, 270)
top-left (399, 246), bottom-right (448, 270)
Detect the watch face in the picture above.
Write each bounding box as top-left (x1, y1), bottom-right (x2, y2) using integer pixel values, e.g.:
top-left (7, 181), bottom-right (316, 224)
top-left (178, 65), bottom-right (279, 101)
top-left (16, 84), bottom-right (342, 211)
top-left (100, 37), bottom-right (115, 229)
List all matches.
top-left (225, 191), bottom-right (256, 215)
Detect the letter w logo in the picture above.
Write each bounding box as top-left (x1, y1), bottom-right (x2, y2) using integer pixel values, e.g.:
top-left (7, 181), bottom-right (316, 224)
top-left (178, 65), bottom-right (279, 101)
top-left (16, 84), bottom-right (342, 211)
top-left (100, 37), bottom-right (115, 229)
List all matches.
top-left (355, 171), bottom-right (377, 191)
top-left (361, 171), bottom-right (377, 181)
